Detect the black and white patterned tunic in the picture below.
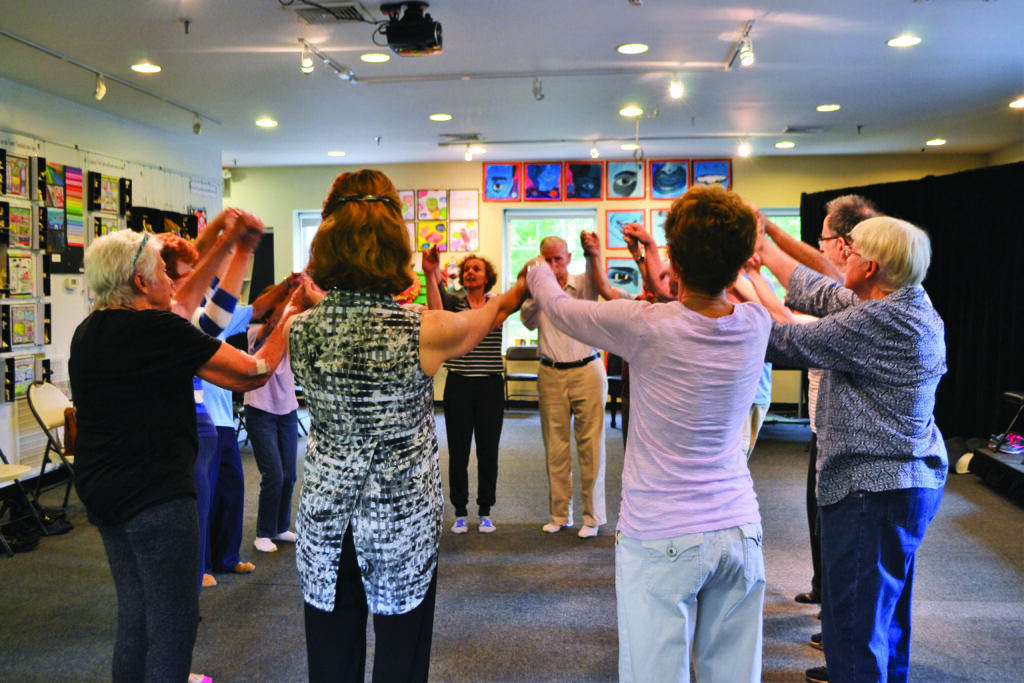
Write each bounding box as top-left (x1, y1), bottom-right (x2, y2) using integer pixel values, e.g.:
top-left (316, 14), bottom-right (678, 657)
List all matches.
top-left (290, 290), bottom-right (441, 615)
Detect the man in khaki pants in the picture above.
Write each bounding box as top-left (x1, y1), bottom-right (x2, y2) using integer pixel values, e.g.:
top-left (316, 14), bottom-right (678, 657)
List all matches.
top-left (521, 235), bottom-right (607, 538)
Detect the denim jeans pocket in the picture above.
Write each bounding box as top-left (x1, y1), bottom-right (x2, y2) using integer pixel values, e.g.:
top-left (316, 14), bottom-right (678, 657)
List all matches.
top-left (740, 523), bottom-right (766, 583)
top-left (641, 533), bottom-right (704, 601)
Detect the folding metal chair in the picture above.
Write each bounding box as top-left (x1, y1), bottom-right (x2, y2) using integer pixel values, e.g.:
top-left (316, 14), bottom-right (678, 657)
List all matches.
top-left (26, 382), bottom-right (75, 508)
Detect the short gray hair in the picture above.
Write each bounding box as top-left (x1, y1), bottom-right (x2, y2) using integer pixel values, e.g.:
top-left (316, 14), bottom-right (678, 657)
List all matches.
top-left (850, 216), bottom-right (931, 290)
top-left (84, 231), bottom-right (162, 308)
top-left (539, 235), bottom-right (568, 253)
top-left (826, 194), bottom-right (881, 238)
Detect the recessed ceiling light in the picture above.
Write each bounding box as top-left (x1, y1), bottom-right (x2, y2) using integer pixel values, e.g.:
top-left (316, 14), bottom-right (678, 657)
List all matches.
top-left (131, 61), bottom-right (161, 73)
top-left (468, 144), bottom-right (487, 154)
top-left (619, 105), bottom-right (644, 118)
top-left (620, 143), bottom-right (640, 151)
top-left (737, 142), bottom-right (752, 158)
top-left (327, 151), bottom-right (346, 157)
top-left (617, 43), bottom-right (649, 55)
top-left (775, 141), bottom-right (795, 149)
top-left (887, 34), bottom-right (921, 48)
top-left (255, 117), bottom-right (278, 128)
top-left (816, 104), bottom-right (841, 112)
top-left (1010, 97), bottom-right (1024, 109)
top-left (669, 80), bottom-right (684, 100)
top-left (429, 113), bottom-right (452, 122)
top-left (925, 138), bottom-right (946, 146)
top-left (360, 52), bottom-right (391, 63)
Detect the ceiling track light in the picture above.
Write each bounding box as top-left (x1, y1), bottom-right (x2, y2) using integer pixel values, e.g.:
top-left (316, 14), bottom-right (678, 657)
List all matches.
top-left (94, 73), bottom-right (106, 101)
top-left (727, 20), bottom-right (756, 70)
top-left (590, 143), bottom-right (600, 159)
top-left (192, 113), bottom-right (202, 135)
top-left (737, 141), bottom-right (752, 158)
top-left (532, 77), bottom-right (545, 101)
top-left (669, 79), bottom-right (684, 100)
top-left (300, 44), bottom-right (314, 75)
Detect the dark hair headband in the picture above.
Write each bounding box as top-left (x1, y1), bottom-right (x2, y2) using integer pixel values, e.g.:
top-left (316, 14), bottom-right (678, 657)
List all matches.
top-left (322, 194), bottom-right (396, 218)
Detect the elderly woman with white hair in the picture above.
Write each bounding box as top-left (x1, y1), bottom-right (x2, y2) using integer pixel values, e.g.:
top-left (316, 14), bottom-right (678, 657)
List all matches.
top-left (69, 228), bottom-right (301, 682)
top-left (763, 216), bottom-right (947, 683)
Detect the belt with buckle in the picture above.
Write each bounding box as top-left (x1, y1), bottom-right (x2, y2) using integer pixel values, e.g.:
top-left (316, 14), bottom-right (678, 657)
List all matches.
top-left (540, 354), bottom-right (599, 370)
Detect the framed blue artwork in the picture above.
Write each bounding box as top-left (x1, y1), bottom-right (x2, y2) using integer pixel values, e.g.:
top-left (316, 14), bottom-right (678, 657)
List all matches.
top-left (564, 161), bottom-right (603, 200)
top-left (606, 210), bottom-right (644, 249)
top-left (523, 162), bottom-right (562, 200)
top-left (650, 208), bottom-right (669, 246)
top-left (605, 160), bottom-right (645, 199)
top-left (606, 257), bottom-right (642, 298)
top-left (649, 160), bottom-right (689, 199)
top-left (482, 163), bottom-right (521, 201)
top-left (692, 159), bottom-right (732, 190)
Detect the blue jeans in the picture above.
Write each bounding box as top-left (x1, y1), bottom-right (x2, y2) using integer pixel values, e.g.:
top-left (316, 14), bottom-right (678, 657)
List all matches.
top-left (98, 496), bottom-right (200, 682)
top-left (820, 487), bottom-right (944, 683)
top-left (245, 406), bottom-right (299, 538)
top-left (207, 426), bottom-right (246, 572)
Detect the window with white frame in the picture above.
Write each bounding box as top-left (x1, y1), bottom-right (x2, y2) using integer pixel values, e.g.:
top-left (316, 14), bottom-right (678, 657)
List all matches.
top-left (502, 208), bottom-right (597, 349)
top-left (293, 209), bottom-right (321, 273)
top-left (759, 207), bottom-right (801, 299)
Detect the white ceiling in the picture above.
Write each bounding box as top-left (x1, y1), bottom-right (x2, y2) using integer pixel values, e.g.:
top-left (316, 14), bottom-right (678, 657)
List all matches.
top-left (2, 0), bottom-right (1023, 168)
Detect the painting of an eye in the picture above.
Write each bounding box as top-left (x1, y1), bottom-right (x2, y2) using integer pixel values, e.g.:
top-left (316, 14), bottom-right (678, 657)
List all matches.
top-left (613, 171), bottom-right (637, 196)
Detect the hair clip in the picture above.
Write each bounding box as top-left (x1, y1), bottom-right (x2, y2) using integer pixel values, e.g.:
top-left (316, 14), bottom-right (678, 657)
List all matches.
top-left (322, 194), bottom-right (396, 218)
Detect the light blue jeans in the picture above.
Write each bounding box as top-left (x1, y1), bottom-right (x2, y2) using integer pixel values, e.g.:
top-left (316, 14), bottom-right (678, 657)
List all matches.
top-left (616, 524), bottom-right (765, 683)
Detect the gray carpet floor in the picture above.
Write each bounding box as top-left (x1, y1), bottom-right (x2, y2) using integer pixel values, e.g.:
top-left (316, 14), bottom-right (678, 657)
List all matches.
top-left (2, 407), bottom-right (1022, 682)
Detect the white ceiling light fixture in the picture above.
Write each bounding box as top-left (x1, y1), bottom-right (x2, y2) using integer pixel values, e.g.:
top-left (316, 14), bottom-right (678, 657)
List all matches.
top-left (429, 112), bottom-right (452, 121)
top-left (94, 73), bottom-right (106, 101)
top-left (300, 45), bottom-right (314, 74)
top-left (616, 43), bottom-right (649, 55)
top-left (468, 144), bottom-right (486, 155)
top-left (619, 105), bottom-right (644, 118)
top-left (620, 143), bottom-right (640, 151)
top-left (739, 39), bottom-right (755, 67)
top-left (590, 143), bottom-right (600, 159)
top-left (360, 52), bottom-right (391, 63)
top-left (464, 145), bottom-right (473, 161)
top-left (327, 150), bottom-right (346, 157)
top-left (925, 138), bottom-right (946, 146)
top-left (737, 141), bottom-right (752, 158)
top-left (1009, 97), bottom-right (1024, 109)
top-left (255, 117), bottom-right (278, 128)
top-left (131, 61), bottom-right (161, 73)
top-left (669, 79), bottom-right (684, 100)
top-left (888, 33), bottom-right (921, 48)
top-left (775, 140), bottom-right (795, 149)
top-left (727, 20), bottom-right (756, 70)
top-left (817, 104), bottom-right (841, 112)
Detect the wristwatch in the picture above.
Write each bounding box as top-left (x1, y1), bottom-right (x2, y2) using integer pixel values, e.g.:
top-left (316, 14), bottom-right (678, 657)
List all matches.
top-left (634, 255), bottom-right (646, 265)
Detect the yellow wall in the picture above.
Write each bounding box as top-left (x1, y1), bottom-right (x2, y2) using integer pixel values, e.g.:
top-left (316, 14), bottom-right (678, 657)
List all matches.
top-left (227, 152), bottom-right (988, 284)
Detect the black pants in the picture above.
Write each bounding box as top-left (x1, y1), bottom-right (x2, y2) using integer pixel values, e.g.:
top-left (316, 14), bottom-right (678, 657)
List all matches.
top-left (443, 372), bottom-right (504, 517)
top-left (304, 526), bottom-right (437, 683)
top-left (806, 432), bottom-right (822, 597)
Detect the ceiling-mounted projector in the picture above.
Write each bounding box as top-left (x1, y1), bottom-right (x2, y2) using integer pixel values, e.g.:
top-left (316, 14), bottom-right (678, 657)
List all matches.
top-left (381, 2), bottom-right (442, 57)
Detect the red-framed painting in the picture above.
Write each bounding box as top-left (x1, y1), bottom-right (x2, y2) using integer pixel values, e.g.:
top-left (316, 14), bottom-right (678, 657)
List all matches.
top-left (564, 161), bottom-right (603, 200)
top-left (692, 159), bottom-right (733, 190)
top-left (605, 256), bottom-right (643, 298)
top-left (605, 209), bottom-right (644, 250)
top-left (482, 163), bottom-right (522, 202)
top-left (649, 160), bottom-right (690, 200)
top-left (605, 159), bottom-right (645, 199)
top-left (523, 162), bottom-right (562, 200)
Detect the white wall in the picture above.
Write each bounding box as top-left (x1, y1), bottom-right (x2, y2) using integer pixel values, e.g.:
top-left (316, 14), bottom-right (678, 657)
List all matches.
top-left (1, 76), bottom-right (222, 466)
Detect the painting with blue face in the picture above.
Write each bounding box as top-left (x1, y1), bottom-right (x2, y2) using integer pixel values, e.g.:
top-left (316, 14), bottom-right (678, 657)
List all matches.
top-left (566, 163), bottom-right (603, 199)
top-left (607, 161), bottom-right (644, 199)
top-left (484, 164), bottom-right (520, 200)
top-left (607, 210), bottom-right (644, 249)
top-left (650, 161), bottom-right (689, 199)
top-left (693, 160), bottom-right (731, 189)
top-left (525, 163), bottom-right (561, 199)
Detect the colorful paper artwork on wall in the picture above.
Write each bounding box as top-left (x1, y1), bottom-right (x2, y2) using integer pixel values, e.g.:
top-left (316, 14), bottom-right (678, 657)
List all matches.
top-left (606, 210), bottom-right (644, 249)
top-left (417, 190), bottom-right (447, 220)
top-left (46, 208), bottom-right (66, 254)
top-left (449, 221), bottom-right (479, 252)
top-left (650, 209), bottom-right (669, 246)
top-left (606, 160), bottom-right (645, 199)
top-left (565, 162), bottom-right (604, 200)
top-left (692, 159), bottom-right (732, 190)
top-left (418, 220), bottom-right (447, 251)
top-left (606, 257), bottom-right (642, 298)
top-left (9, 303), bottom-right (36, 346)
top-left (45, 162), bottom-right (65, 208)
top-left (482, 163), bottom-right (521, 201)
top-left (448, 190), bottom-right (479, 220)
top-left (189, 206), bottom-right (208, 233)
top-left (65, 166), bottom-right (85, 248)
top-left (94, 216), bottom-right (120, 237)
top-left (9, 206), bottom-right (32, 248)
top-left (7, 250), bottom-right (35, 297)
top-left (650, 161), bottom-right (689, 199)
top-left (12, 356), bottom-right (35, 397)
top-left (100, 175), bottom-right (119, 213)
top-left (524, 163), bottom-right (562, 201)
top-left (405, 221), bottom-right (416, 250)
top-left (398, 190), bottom-right (416, 220)
top-left (4, 155), bottom-right (29, 198)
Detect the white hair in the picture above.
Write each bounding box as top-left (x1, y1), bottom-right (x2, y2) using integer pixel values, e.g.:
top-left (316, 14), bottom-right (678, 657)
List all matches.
top-left (850, 216), bottom-right (931, 290)
top-left (84, 231), bottom-right (162, 308)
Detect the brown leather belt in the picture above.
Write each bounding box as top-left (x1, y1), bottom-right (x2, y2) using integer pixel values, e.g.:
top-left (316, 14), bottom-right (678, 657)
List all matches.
top-left (540, 354), bottom-right (599, 370)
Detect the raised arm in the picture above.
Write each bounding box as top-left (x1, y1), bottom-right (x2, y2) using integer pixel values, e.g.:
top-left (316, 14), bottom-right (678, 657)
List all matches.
top-left (421, 245), bottom-right (446, 311)
top-left (764, 217), bottom-right (843, 282)
top-left (581, 230), bottom-right (623, 300)
top-left (756, 231), bottom-right (803, 290)
top-left (171, 210), bottom-right (247, 318)
top-left (622, 222), bottom-right (673, 302)
top-left (419, 277), bottom-right (527, 376)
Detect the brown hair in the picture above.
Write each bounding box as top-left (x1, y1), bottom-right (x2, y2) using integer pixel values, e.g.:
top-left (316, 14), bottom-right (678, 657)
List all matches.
top-left (459, 255), bottom-right (498, 292)
top-left (156, 232), bottom-right (199, 279)
top-left (306, 169), bottom-right (413, 295)
top-left (664, 184), bottom-right (757, 295)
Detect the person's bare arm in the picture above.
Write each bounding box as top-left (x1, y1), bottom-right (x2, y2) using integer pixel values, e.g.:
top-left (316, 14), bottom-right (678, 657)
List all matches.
top-left (170, 212), bottom-right (247, 318)
top-left (193, 208), bottom-right (235, 258)
top-left (581, 230), bottom-right (622, 300)
top-left (622, 222), bottom-right (672, 301)
top-left (764, 217), bottom-right (842, 281)
top-left (421, 246), bottom-right (445, 311)
top-left (419, 277), bottom-right (527, 376)
top-left (756, 232), bottom-right (802, 290)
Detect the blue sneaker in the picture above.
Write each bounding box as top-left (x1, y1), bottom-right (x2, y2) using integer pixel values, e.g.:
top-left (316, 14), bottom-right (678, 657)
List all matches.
top-left (450, 517), bottom-right (468, 534)
top-left (478, 517), bottom-right (496, 534)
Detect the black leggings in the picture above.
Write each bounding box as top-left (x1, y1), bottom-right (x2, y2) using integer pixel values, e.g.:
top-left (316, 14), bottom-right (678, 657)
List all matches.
top-left (304, 526), bottom-right (437, 683)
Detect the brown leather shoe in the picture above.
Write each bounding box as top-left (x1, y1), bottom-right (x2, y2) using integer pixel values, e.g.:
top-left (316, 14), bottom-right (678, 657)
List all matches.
top-left (794, 591), bottom-right (821, 604)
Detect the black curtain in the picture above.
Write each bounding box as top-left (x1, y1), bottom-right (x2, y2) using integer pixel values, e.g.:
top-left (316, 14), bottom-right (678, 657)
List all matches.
top-left (800, 162), bottom-right (1024, 441)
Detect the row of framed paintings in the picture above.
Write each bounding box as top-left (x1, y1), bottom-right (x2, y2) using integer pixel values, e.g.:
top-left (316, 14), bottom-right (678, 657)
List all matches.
top-left (482, 159), bottom-right (733, 202)
top-left (398, 189), bottom-right (479, 222)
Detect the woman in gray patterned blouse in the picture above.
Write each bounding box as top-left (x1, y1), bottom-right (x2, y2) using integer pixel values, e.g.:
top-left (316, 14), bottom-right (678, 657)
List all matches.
top-left (763, 216), bottom-right (946, 683)
top-left (287, 169), bottom-right (526, 683)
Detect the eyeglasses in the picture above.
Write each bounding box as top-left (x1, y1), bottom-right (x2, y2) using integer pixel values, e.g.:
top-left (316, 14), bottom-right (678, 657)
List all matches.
top-left (131, 233), bottom-right (151, 274)
top-left (842, 243), bottom-right (862, 259)
top-left (818, 234), bottom-right (841, 247)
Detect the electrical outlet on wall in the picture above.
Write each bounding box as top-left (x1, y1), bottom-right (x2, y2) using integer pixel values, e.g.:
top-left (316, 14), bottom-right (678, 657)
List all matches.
top-left (64, 277), bottom-right (79, 293)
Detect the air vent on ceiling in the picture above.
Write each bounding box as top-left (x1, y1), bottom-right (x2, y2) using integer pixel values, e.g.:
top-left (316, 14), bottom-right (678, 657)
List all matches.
top-left (293, 2), bottom-right (373, 24)
top-left (783, 125), bottom-right (828, 135)
top-left (439, 133), bottom-right (482, 142)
